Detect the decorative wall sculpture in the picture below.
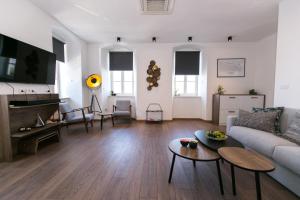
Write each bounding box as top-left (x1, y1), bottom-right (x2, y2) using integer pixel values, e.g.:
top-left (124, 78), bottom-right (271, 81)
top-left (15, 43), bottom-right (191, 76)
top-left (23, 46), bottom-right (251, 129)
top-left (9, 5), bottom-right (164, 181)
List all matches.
top-left (146, 60), bottom-right (161, 91)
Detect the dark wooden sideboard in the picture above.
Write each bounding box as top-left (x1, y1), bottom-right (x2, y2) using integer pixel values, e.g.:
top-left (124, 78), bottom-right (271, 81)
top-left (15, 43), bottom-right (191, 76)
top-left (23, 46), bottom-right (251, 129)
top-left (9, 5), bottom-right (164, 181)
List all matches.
top-left (0, 94), bottom-right (61, 162)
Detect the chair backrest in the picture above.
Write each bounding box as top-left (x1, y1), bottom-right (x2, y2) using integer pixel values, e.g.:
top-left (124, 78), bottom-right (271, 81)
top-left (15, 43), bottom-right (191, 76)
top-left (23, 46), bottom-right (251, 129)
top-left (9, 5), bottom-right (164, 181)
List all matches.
top-left (59, 102), bottom-right (76, 121)
top-left (116, 100), bottom-right (131, 111)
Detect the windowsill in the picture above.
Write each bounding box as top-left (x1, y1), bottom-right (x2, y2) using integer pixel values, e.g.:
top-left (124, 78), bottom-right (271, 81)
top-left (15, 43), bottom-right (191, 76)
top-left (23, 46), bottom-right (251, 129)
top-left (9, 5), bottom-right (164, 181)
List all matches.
top-left (109, 95), bottom-right (135, 98)
top-left (174, 95), bottom-right (201, 98)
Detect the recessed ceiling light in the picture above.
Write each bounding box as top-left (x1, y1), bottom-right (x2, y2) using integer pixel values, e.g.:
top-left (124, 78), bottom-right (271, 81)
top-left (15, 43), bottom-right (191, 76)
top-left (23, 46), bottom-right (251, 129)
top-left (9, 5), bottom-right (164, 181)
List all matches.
top-left (74, 4), bottom-right (99, 17)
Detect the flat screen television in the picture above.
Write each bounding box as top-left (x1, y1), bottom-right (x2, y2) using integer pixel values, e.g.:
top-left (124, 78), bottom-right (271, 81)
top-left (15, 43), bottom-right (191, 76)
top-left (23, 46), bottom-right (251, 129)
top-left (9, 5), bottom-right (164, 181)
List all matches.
top-left (0, 33), bottom-right (56, 84)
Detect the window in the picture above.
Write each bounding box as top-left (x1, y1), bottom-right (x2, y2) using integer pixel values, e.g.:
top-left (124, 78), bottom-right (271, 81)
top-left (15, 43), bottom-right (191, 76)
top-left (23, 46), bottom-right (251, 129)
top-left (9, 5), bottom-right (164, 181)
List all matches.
top-left (111, 71), bottom-right (133, 95)
top-left (52, 37), bottom-right (66, 94)
top-left (175, 75), bottom-right (198, 96)
top-left (109, 51), bottom-right (134, 95)
top-left (174, 51), bottom-right (200, 96)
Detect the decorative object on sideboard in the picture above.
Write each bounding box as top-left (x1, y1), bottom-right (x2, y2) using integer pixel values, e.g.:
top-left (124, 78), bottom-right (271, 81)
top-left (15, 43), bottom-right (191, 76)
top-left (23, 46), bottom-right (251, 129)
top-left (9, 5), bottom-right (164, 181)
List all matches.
top-left (146, 60), bottom-right (161, 91)
top-left (249, 89), bottom-right (258, 95)
top-left (217, 85), bottom-right (225, 95)
top-left (111, 90), bottom-right (117, 96)
top-left (35, 114), bottom-right (45, 128)
top-left (217, 58), bottom-right (245, 77)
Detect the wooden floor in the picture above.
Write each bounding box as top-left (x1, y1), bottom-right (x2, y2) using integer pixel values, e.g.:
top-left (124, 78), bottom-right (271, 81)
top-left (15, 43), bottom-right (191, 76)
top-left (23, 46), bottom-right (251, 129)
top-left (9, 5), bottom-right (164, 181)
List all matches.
top-left (0, 120), bottom-right (298, 200)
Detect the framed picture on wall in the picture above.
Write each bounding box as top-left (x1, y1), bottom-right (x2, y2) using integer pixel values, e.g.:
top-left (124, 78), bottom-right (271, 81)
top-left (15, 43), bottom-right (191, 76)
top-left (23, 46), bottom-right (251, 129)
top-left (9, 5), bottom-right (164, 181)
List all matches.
top-left (217, 58), bottom-right (246, 77)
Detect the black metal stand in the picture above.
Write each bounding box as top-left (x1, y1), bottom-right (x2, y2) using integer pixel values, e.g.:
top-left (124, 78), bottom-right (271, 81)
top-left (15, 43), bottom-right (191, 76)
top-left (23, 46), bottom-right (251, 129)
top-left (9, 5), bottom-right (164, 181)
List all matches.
top-left (255, 172), bottom-right (261, 200)
top-left (146, 103), bottom-right (163, 123)
top-left (216, 160), bottom-right (224, 195)
top-left (168, 154), bottom-right (224, 196)
top-left (168, 154), bottom-right (176, 183)
top-left (90, 94), bottom-right (102, 113)
top-left (231, 164), bottom-right (236, 195)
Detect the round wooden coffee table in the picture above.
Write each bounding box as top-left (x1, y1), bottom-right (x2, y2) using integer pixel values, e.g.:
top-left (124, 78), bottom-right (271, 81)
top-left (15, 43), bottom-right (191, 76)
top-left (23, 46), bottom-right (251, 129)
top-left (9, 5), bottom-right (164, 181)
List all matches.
top-left (168, 138), bottom-right (224, 195)
top-left (218, 147), bottom-right (275, 200)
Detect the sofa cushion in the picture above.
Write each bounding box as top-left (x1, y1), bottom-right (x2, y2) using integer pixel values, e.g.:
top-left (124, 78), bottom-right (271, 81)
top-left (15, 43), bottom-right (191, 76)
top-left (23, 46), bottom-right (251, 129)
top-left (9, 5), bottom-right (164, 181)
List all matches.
top-left (229, 126), bottom-right (297, 157)
top-left (253, 107), bottom-right (284, 134)
top-left (233, 110), bottom-right (279, 133)
top-left (281, 112), bottom-right (300, 145)
top-left (273, 146), bottom-right (300, 176)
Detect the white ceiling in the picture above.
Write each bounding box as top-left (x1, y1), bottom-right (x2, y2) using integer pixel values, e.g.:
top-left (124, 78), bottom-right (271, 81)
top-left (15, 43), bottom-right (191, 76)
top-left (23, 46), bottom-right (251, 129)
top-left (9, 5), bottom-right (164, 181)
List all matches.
top-left (30, 0), bottom-right (280, 43)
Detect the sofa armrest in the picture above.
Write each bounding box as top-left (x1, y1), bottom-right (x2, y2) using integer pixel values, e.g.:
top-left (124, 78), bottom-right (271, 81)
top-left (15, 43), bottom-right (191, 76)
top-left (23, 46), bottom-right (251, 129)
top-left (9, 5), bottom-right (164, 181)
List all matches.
top-left (226, 115), bottom-right (238, 134)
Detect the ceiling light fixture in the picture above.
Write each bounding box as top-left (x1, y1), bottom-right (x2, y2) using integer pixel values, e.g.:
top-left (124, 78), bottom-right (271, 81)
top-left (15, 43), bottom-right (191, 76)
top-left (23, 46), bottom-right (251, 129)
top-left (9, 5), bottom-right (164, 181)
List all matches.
top-left (152, 37), bottom-right (156, 42)
top-left (188, 36), bottom-right (193, 42)
top-left (228, 36), bottom-right (233, 42)
top-left (117, 37), bottom-right (121, 42)
top-left (74, 4), bottom-right (99, 17)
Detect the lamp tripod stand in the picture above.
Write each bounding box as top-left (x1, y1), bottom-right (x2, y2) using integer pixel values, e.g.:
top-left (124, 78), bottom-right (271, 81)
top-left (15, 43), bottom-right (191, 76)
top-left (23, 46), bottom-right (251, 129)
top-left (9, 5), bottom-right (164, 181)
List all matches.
top-left (90, 92), bottom-right (102, 113)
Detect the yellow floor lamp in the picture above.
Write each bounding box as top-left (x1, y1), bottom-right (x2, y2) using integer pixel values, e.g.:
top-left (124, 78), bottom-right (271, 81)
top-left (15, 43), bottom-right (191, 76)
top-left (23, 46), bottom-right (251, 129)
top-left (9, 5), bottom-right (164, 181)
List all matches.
top-left (86, 74), bottom-right (102, 113)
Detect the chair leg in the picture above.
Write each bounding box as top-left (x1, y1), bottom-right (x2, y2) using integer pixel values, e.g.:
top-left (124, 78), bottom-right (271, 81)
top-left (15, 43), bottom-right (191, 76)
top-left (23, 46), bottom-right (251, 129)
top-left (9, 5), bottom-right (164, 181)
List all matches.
top-left (111, 116), bottom-right (115, 126)
top-left (84, 121), bottom-right (89, 133)
top-left (90, 120), bottom-right (94, 127)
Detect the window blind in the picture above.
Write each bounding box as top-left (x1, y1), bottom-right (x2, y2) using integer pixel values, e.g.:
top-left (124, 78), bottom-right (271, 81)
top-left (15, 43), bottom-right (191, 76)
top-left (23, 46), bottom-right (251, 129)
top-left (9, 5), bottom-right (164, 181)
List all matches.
top-left (109, 52), bottom-right (133, 71)
top-left (52, 37), bottom-right (65, 62)
top-left (175, 51), bottom-right (200, 75)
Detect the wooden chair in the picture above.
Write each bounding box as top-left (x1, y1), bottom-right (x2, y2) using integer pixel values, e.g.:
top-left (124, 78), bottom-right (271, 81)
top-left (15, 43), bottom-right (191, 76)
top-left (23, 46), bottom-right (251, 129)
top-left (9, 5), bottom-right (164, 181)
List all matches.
top-left (112, 100), bottom-right (132, 123)
top-left (59, 102), bottom-right (94, 133)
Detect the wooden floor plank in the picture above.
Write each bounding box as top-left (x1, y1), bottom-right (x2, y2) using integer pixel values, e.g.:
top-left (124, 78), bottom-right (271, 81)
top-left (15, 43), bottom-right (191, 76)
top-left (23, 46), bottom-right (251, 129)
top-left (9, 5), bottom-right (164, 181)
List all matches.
top-left (0, 120), bottom-right (298, 200)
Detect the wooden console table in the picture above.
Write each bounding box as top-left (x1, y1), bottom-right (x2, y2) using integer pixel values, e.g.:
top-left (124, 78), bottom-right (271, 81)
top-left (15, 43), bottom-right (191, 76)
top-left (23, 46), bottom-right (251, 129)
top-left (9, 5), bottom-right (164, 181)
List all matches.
top-left (0, 94), bottom-right (61, 161)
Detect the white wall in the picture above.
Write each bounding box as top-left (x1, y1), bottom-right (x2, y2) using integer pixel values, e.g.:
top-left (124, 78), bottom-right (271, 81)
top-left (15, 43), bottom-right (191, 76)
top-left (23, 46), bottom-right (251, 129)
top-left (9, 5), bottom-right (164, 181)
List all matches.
top-left (254, 34), bottom-right (277, 107)
top-left (0, 0), bottom-right (87, 107)
top-left (274, 0), bottom-right (300, 109)
top-left (87, 38), bottom-right (277, 120)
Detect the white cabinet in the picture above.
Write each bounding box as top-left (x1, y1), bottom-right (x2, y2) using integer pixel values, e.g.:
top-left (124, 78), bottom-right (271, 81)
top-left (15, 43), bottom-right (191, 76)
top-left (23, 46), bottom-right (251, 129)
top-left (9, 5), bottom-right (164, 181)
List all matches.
top-left (212, 94), bottom-right (265, 125)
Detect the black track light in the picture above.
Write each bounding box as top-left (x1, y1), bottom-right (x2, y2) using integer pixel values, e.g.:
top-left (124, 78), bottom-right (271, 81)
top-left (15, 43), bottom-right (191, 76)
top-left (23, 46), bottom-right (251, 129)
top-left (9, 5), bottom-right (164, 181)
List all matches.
top-left (152, 37), bottom-right (156, 42)
top-left (228, 36), bottom-right (233, 42)
top-left (188, 36), bottom-right (193, 42)
top-left (117, 37), bottom-right (121, 42)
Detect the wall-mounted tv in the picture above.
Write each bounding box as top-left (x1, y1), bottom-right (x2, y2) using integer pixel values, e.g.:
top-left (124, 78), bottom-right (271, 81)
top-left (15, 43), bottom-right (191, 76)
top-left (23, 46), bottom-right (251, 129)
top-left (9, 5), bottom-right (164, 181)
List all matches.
top-left (0, 33), bottom-right (56, 84)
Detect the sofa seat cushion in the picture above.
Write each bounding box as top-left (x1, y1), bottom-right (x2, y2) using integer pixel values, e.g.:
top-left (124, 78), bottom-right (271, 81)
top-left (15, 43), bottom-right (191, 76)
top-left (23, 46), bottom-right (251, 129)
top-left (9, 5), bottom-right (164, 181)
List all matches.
top-left (66, 113), bottom-right (94, 123)
top-left (273, 146), bottom-right (300, 176)
top-left (229, 126), bottom-right (297, 157)
top-left (113, 111), bottom-right (131, 117)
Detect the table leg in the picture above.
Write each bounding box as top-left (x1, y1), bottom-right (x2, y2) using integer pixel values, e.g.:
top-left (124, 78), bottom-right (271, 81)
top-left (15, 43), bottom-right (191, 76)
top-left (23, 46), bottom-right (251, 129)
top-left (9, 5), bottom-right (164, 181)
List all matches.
top-left (255, 172), bottom-right (261, 200)
top-left (231, 164), bottom-right (236, 195)
top-left (216, 160), bottom-right (224, 195)
top-left (101, 115), bottom-right (103, 130)
top-left (168, 154), bottom-right (176, 183)
top-left (193, 160), bottom-right (196, 167)
top-left (111, 115), bottom-right (115, 126)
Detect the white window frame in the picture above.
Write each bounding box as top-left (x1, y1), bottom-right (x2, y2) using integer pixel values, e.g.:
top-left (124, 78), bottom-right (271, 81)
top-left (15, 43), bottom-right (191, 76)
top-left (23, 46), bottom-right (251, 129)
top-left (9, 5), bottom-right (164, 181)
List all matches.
top-left (110, 71), bottom-right (134, 96)
top-left (174, 75), bottom-right (199, 96)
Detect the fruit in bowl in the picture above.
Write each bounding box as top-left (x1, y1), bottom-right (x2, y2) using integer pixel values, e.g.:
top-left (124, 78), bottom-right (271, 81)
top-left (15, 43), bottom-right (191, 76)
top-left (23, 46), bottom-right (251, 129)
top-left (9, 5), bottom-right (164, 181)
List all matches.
top-left (180, 138), bottom-right (191, 147)
top-left (206, 130), bottom-right (227, 141)
top-left (189, 139), bottom-right (198, 149)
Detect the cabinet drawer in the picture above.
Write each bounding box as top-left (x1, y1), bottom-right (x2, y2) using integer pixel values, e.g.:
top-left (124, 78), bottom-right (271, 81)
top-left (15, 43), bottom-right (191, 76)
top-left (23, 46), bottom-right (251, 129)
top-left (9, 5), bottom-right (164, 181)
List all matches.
top-left (239, 96), bottom-right (264, 112)
top-left (220, 96), bottom-right (240, 109)
top-left (219, 109), bottom-right (239, 125)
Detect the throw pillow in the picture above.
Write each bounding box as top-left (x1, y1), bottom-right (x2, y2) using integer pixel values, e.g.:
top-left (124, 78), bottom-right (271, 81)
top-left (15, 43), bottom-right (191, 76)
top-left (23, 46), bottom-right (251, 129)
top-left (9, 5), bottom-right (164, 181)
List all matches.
top-left (233, 110), bottom-right (279, 133)
top-left (282, 112), bottom-right (300, 145)
top-left (252, 107), bottom-right (284, 134)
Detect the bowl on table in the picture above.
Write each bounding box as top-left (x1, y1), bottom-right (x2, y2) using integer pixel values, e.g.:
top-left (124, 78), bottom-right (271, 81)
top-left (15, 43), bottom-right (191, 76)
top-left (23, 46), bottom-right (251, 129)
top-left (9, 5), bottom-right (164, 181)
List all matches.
top-left (189, 140), bottom-right (198, 149)
top-left (205, 130), bottom-right (228, 141)
top-left (180, 138), bottom-right (191, 147)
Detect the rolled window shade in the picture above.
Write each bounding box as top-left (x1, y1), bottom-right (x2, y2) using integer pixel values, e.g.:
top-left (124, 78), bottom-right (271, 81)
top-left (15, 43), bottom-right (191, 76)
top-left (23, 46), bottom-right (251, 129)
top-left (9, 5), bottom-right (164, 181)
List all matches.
top-left (175, 51), bottom-right (200, 75)
top-left (109, 52), bottom-right (133, 71)
top-left (52, 37), bottom-right (65, 62)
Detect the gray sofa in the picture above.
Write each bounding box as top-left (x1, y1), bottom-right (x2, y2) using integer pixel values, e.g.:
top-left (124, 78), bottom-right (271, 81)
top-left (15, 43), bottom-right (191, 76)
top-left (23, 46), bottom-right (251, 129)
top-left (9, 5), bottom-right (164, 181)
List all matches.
top-left (226, 108), bottom-right (300, 197)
